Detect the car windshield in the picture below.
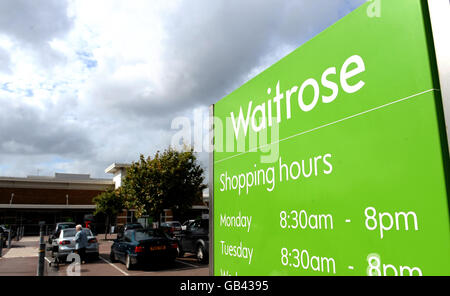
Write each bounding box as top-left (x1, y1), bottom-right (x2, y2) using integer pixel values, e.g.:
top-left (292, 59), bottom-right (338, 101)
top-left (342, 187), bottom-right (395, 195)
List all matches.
top-left (62, 229), bottom-right (92, 238)
top-left (135, 229), bottom-right (167, 241)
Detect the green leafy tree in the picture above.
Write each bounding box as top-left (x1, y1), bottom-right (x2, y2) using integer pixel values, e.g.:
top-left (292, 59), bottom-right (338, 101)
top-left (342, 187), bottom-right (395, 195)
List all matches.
top-left (93, 188), bottom-right (125, 239)
top-left (122, 147), bottom-right (206, 223)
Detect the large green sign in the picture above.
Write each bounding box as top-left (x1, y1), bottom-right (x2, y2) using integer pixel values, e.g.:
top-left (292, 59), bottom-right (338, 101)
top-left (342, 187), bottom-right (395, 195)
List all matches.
top-left (212, 0), bottom-right (450, 276)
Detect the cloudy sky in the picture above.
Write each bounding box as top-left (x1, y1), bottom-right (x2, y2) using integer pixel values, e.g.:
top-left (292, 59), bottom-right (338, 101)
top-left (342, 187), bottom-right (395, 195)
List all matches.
top-left (0, 0), bottom-right (365, 179)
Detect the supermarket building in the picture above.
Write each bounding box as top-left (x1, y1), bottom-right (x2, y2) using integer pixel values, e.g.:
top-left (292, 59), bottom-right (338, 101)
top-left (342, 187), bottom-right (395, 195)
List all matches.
top-left (0, 163), bottom-right (209, 235)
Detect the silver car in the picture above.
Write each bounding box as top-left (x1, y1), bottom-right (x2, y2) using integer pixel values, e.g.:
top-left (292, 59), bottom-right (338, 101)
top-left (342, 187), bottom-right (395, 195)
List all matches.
top-left (52, 228), bottom-right (99, 262)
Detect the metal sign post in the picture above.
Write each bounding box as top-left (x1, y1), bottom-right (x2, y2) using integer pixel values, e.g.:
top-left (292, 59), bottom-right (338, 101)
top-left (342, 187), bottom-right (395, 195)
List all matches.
top-left (37, 221), bottom-right (45, 276)
top-left (7, 229), bottom-right (11, 249)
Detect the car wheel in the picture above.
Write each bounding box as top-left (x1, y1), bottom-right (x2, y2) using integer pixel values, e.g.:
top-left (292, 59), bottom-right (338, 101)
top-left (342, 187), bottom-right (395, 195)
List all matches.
top-left (196, 244), bottom-right (208, 264)
top-left (178, 246), bottom-right (185, 258)
top-left (110, 251), bottom-right (117, 263)
top-left (125, 254), bottom-right (134, 270)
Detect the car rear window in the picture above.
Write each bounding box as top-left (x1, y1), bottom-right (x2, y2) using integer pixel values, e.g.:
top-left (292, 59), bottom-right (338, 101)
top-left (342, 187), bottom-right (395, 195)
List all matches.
top-left (127, 224), bottom-right (143, 229)
top-left (63, 229), bottom-right (76, 237)
top-left (62, 229), bottom-right (92, 238)
top-left (135, 229), bottom-right (166, 241)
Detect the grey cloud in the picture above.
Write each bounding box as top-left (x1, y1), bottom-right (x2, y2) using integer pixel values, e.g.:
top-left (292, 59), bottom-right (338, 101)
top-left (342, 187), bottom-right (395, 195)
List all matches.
top-left (0, 0), bottom-right (73, 44)
top-left (0, 47), bottom-right (12, 73)
top-left (160, 0), bottom-right (366, 108)
top-left (69, 0), bottom-right (366, 180)
top-left (0, 0), bottom-right (73, 67)
top-left (0, 97), bottom-right (94, 157)
top-left (85, 0), bottom-right (366, 121)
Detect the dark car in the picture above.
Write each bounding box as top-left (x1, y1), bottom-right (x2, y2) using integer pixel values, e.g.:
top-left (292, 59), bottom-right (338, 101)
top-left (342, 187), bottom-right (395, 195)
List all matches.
top-left (124, 223), bottom-right (144, 231)
top-left (0, 225), bottom-right (9, 247)
top-left (177, 218), bottom-right (209, 263)
top-left (160, 221), bottom-right (182, 237)
top-left (181, 220), bottom-right (195, 231)
top-left (0, 225), bottom-right (15, 244)
top-left (110, 228), bottom-right (178, 270)
top-left (115, 223), bottom-right (144, 234)
top-left (48, 222), bottom-right (76, 244)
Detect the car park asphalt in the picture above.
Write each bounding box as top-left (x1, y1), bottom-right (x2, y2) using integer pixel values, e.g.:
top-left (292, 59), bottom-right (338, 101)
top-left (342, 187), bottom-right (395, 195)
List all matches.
top-left (0, 236), bottom-right (39, 276)
top-left (0, 235), bottom-right (208, 276)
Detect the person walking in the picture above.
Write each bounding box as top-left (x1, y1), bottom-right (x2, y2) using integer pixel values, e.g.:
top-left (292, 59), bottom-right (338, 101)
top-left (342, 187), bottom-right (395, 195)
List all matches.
top-left (74, 224), bottom-right (88, 264)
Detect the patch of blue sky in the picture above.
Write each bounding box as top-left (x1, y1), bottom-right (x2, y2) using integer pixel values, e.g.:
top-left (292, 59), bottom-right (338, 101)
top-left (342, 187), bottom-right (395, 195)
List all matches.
top-left (1, 82), bottom-right (13, 93)
top-left (0, 164), bottom-right (11, 170)
top-left (339, 0), bottom-right (366, 15)
top-left (76, 50), bottom-right (92, 58)
top-left (84, 59), bottom-right (98, 68)
top-left (294, 0), bottom-right (367, 49)
top-left (76, 50), bottom-right (98, 69)
top-left (40, 157), bottom-right (73, 170)
top-left (50, 156), bottom-right (71, 164)
top-left (0, 165), bottom-right (12, 176)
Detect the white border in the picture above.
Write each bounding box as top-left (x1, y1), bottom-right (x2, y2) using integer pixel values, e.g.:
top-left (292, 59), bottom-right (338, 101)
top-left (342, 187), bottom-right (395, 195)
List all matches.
top-left (428, 0), bottom-right (450, 153)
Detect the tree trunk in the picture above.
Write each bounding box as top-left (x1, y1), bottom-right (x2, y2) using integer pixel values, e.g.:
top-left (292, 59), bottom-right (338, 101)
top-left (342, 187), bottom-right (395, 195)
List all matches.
top-left (105, 215), bottom-right (109, 240)
top-left (155, 212), bottom-right (160, 228)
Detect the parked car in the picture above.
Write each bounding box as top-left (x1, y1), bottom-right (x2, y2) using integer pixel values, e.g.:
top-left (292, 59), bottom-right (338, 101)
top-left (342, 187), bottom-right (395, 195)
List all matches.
top-left (124, 223), bottom-right (144, 231)
top-left (0, 226), bottom-right (8, 247)
top-left (48, 222), bottom-right (76, 244)
top-left (177, 218), bottom-right (209, 263)
top-left (160, 221), bottom-right (182, 237)
top-left (51, 228), bottom-right (99, 262)
top-left (115, 223), bottom-right (144, 236)
top-left (181, 220), bottom-right (195, 231)
top-left (110, 228), bottom-right (178, 270)
top-left (0, 225), bottom-right (15, 241)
